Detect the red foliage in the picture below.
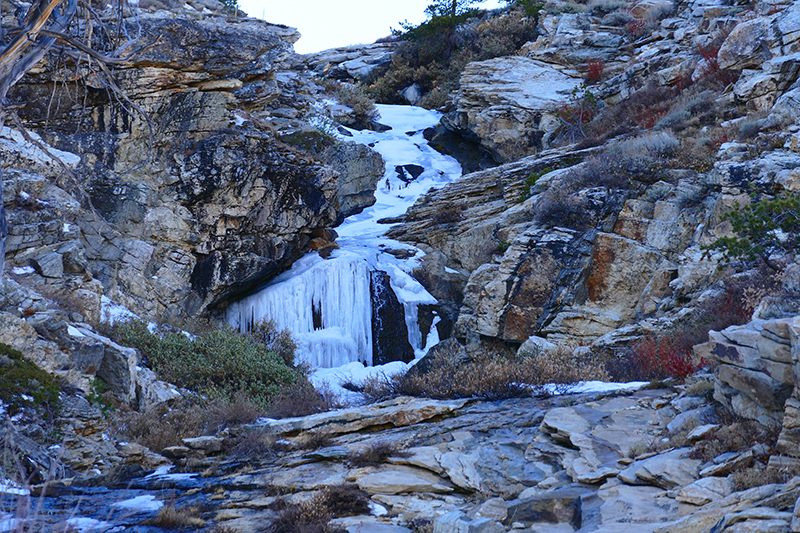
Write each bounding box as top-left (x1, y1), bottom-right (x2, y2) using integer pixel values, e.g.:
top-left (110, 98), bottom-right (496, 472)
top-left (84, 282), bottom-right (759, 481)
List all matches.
top-left (697, 43), bottom-right (720, 73)
top-left (585, 59), bottom-right (604, 84)
top-left (632, 334), bottom-right (706, 381)
top-left (625, 18), bottom-right (648, 39)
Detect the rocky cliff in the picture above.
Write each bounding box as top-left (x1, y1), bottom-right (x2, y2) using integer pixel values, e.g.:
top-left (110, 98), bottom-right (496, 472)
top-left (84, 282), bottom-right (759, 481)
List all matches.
top-left (4, 0), bottom-right (800, 531)
top-left (391, 0), bottom-right (800, 359)
top-left (1, 9), bottom-right (384, 324)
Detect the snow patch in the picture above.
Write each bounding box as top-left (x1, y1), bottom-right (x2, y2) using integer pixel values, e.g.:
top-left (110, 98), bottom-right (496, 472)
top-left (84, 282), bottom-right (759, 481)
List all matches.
top-left (100, 296), bottom-right (141, 324)
top-left (112, 495), bottom-right (163, 513)
top-left (0, 478), bottom-right (29, 496)
top-left (67, 325), bottom-right (86, 337)
top-left (11, 266), bottom-right (35, 275)
top-left (65, 517), bottom-right (116, 532)
top-left (369, 502), bottom-right (388, 516)
top-left (0, 515), bottom-right (22, 533)
top-left (540, 381), bottom-right (649, 395)
top-left (0, 127), bottom-right (81, 167)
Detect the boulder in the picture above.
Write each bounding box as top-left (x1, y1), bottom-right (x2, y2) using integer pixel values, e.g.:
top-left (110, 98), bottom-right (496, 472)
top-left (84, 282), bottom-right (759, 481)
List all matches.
top-left (356, 465), bottom-right (453, 495)
top-left (618, 448), bottom-right (701, 489)
top-left (675, 477), bottom-right (734, 505)
top-left (442, 57), bottom-right (582, 163)
top-left (718, 18), bottom-right (773, 71)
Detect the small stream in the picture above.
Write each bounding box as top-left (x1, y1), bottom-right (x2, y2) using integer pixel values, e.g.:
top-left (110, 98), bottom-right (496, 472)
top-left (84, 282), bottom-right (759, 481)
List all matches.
top-left (226, 105), bottom-right (463, 373)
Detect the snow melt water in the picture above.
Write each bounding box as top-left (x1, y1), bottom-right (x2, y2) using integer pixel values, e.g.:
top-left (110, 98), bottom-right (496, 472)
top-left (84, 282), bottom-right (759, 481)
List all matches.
top-left (226, 105), bottom-right (462, 368)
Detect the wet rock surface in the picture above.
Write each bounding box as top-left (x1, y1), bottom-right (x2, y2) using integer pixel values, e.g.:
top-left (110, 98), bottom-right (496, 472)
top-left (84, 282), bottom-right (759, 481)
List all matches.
top-left (4, 386), bottom-right (799, 533)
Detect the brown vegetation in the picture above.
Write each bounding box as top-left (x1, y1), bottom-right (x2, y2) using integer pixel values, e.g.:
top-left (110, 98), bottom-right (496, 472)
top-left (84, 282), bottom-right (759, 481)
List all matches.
top-left (359, 343), bottom-right (608, 401)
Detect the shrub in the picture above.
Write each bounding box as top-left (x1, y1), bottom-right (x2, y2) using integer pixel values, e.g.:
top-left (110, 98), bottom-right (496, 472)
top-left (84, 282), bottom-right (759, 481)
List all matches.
top-left (705, 192), bottom-right (800, 271)
top-left (690, 416), bottom-right (779, 464)
top-left (517, 166), bottom-right (553, 203)
top-left (249, 318), bottom-right (297, 367)
top-left (279, 130), bottom-right (337, 154)
top-left (552, 87), bottom-right (600, 144)
top-left (617, 274), bottom-right (778, 382)
top-left (584, 59), bottom-right (604, 84)
top-left (533, 132), bottom-right (678, 229)
top-left (368, 7), bottom-right (537, 108)
top-left (347, 440), bottom-right (409, 467)
top-left (591, 85), bottom-right (678, 135)
top-left (269, 484), bottom-right (370, 533)
top-left (264, 381), bottom-right (342, 419)
top-left (111, 398), bottom-right (213, 452)
top-left (589, 0), bottom-right (626, 16)
top-left (109, 319), bottom-right (302, 409)
top-left (629, 333), bottom-right (704, 381)
top-left (0, 343), bottom-right (60, 419)
top-left (578, 132), bottom-right (677, 188)
top-left (322, 80), bottom-right (379, 128)
top-left (228, 428), bottom-right (277, 460)
top-left (533, 186), bottom-right (596, 230)
top-left (625, 18), bottom-right (653, 40)
top-left (146, 503), bottom-right (206, 529)
top-left (360, 344), bottom-right (608, 401)
top-left (506, 0), bottom-right (544, 17)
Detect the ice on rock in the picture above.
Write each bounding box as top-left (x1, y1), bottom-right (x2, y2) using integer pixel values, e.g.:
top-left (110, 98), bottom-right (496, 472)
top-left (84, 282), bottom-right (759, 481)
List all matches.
top-left (227, 255), bottom-right (374, 368)
top-left (227, 104), bottom-right (463, 369)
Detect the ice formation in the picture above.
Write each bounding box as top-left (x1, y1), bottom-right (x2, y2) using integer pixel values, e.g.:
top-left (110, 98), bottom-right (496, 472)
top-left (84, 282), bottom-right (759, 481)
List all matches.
top-left (227, 255), bottom-right (374, 367)
top-left (227, 104), bottom-right (461, 368)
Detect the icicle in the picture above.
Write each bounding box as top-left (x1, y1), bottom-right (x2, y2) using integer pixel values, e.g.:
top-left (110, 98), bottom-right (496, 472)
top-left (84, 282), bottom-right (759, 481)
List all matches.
top-left (227, 257), bottom-right (373, 367)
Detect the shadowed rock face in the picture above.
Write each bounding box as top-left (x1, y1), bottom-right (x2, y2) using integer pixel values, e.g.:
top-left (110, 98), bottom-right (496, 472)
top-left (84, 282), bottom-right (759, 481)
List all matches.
top-left (371, 270), bottom-right (415, 366)
top-left (2, 13), bottom-right (385, 319)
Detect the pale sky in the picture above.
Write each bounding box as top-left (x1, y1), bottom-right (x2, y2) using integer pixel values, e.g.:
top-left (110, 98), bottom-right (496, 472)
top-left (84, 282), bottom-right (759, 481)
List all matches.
top-left (239, 0), bottom-right (505, 54)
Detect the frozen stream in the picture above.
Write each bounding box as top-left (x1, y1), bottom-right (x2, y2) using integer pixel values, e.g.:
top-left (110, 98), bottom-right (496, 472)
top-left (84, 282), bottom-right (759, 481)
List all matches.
top-left (226, 105), bottom-right (463, 395)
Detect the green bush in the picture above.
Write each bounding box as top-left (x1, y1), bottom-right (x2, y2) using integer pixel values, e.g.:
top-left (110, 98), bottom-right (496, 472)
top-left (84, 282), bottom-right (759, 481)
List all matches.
top-left (0, 343), bottom-right (60, 418)
top-left (109, 320), bottom-right (302, 409)
top-left (706, 192), bottom-right (800, 271)
top-left (369, 7), bottom-right (537, 108)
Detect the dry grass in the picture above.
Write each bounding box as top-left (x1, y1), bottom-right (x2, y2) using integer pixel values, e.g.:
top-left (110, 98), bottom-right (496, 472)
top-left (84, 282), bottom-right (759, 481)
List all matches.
top-left (347, 441), bottom-right (410, 467)
top-left (228, 429), bottom-right (278, 460)
top-left (689, 418), bottom-right (780, 464)
top-left (361, 343), bottom-right (608, 401)
top-left (299, 431), bottom-right (336, 451)
top-left (732, 465), bottom-right (800, 492)
top-left (268, 484), bottom-right (370, 533)
top-left (146, 503), bottom-right (206, 529)
top-left (110, 395), bottom-right (265, 453)
top-left (264, 382), bottom-right (343, 420)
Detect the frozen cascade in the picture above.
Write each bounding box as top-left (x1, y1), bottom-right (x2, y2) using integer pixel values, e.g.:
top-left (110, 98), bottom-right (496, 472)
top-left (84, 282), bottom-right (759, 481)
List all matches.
top-left (227, 255), bottom-right (373, 367)
top-left (226, 104), bottom-right (462, 368)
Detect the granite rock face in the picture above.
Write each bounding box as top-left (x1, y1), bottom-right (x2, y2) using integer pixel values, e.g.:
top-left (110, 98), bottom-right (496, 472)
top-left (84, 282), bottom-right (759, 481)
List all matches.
top-left (2, 12), bottom-right (383, 320)
top-left (442, 57), bottom-right (582, 163)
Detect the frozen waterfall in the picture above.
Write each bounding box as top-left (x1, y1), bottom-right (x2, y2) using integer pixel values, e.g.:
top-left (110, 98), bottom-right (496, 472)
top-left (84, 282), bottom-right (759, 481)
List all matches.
top-left (226, 104), bottom-right (462, 368)
top-left (226, 255), bottom-right (373, 367)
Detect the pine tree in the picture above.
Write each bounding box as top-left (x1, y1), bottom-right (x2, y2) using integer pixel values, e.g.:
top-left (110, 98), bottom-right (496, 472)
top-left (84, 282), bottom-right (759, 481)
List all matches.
top-left (425, 0), bottom-right (484, 19)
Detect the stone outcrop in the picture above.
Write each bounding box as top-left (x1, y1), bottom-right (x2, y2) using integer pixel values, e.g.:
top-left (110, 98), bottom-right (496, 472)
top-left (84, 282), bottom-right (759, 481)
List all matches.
top-left (305, 42), bottom-right (398, 82)
top-left (0, 11), bottom-right (388, 322)
top-left (390, 0), bottom-right (800, 354)
top-left (17, 382), bottom-right (800, 532)
top-left (442, 57), bottom-right (582, 163)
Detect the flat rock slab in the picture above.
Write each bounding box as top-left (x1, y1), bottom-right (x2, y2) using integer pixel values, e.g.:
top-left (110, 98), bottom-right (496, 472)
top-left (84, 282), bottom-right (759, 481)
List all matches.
top-left (258, 397), bottom-right (470, 436)
top-left (618, 448), bottom-right (700, 489)
top-left (675, 477), bottom-right (734, 506)
top-left (503, 485), bottom-right (592, 529)
top-left (356, 465), bottom-right (454, 495)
